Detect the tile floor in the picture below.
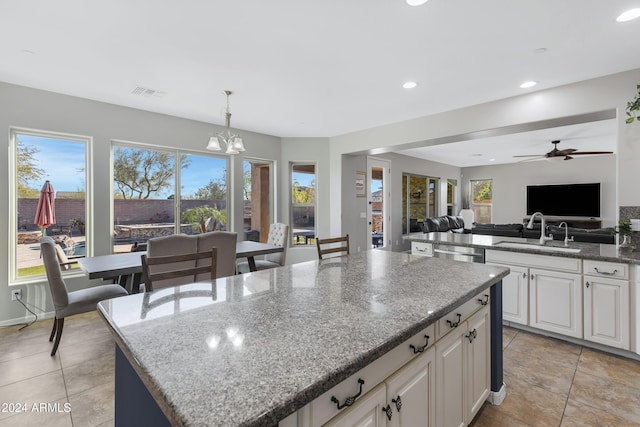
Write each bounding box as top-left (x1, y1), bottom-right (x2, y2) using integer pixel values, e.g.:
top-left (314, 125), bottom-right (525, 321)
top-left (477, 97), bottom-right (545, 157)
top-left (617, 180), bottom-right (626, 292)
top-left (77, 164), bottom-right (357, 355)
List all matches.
top-left (1, 313), bottom-right (640, 427)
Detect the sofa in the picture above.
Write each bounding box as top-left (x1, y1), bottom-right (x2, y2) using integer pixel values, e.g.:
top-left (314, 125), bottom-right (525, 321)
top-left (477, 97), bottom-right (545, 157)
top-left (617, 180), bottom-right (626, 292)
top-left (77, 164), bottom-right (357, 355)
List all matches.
top-left (419, 215), bottom-right (615, 244)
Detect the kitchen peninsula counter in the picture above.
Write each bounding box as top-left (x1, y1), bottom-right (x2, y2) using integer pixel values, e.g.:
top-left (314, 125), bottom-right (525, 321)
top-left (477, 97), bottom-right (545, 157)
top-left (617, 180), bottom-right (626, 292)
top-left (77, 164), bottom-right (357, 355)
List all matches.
top-left (98, 250), bottom-right (508, 426)
top-left (404, 232), bottom-right (640, 264)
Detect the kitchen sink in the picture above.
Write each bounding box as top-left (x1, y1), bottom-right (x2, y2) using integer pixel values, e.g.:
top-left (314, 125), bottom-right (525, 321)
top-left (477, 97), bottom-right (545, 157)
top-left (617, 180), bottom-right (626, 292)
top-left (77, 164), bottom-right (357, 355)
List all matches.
top-left (493, 241), bottom-right (581, 253)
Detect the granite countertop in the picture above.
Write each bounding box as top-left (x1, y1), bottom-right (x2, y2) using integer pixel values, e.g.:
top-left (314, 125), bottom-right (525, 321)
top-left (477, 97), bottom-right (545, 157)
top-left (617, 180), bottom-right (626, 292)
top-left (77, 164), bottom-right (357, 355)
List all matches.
top-left (403, 232), bottom-right (640, 264)
top-left (98, 250), bottom-right (508, 427)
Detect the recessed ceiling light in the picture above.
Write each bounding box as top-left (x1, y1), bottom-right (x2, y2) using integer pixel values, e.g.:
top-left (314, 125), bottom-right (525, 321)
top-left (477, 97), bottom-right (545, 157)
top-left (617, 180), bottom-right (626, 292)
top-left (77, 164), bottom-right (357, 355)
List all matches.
top-left (402, 81), bottom-right (418, 89)
top-left (616, 8), bottom-right (640, 22)
top-left (489, 158), bottom-right (496, 162)
top-left (520, 81), bottom-right (537, 89)
top-left (406, 0), bottom-right (429, 6)
top-left (533, 48), bottom-right (547, 54)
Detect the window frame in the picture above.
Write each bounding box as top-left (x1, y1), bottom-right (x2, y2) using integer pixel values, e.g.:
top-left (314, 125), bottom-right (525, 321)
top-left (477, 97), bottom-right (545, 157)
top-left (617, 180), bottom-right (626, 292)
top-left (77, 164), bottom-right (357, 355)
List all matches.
top-left (9, 127), bottom-right (93, 284)
top-left (289, 162), bottom-right (317, 247)
top-left (110, 140), bottom-right (230, 250)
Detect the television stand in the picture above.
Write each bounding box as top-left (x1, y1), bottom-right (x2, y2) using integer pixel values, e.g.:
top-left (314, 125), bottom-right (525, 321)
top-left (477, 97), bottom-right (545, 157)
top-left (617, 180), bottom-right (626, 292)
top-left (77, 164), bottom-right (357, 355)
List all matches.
top-left (523, 217), bottom-right (602, 229)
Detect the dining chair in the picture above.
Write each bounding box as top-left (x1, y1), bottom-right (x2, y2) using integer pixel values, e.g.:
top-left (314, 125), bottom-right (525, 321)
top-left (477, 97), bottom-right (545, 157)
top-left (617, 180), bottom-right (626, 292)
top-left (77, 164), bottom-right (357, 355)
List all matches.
top-left (316, 234), bottom-right (350, 259)
top-left (237, 223), bottom-right (289, 273)
top-left (141, 248), bottom-right (218, 292)
top-left (40, 236), bottom-right (128, 356)
top-left (196, 231), bottom-right (238, 278)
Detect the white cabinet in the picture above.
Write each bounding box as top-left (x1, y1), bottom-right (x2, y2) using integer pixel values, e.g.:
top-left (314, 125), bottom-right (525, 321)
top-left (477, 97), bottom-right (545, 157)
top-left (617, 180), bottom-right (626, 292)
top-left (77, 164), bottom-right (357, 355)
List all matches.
top-left (529, 268), bottom-right (583, 338)
top-left (384, 348), bottom-right (435, 427)
top-left (583, 261), bottom-right (630, 350)
top-left (486, 263), bottom-right (528, 324)
top-left (435, 306), bottom-right (490, 427)
top-left (411, 242), bottom-right (433, 257)
top-left (323, 384), bottom-right (387, 427)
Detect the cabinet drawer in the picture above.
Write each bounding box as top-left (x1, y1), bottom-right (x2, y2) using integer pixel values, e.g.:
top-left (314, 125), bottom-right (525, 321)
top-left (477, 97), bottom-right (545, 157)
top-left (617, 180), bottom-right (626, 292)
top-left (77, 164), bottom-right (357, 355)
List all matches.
top-left (486, 250), bottom-right (581, 273)
top-left (310, 323), bottom-right (435, 427)
top-left (583, 260), bottom-right (629, 280)
top-left (436, 291), bottom-right (490, 340)
top-left (411, 242), bottom-right (433, 257)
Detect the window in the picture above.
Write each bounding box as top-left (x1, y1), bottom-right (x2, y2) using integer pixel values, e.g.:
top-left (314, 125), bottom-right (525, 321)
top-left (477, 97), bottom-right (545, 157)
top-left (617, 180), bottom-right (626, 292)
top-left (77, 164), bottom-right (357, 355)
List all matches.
top-left (402, 174), bottom-right (439, 234)
top-left (471, 179), bottom-right (492, 224)
top-left (447, 179), bottom-right (458, 216)
top-left (290, 163), bottom-right (316, 246)
top-left (112, 143), bottom-right (228, 252)
top-left (243, 159), bottom-right (274, 242)
top-left (11, 128), bottom-right (90, 281)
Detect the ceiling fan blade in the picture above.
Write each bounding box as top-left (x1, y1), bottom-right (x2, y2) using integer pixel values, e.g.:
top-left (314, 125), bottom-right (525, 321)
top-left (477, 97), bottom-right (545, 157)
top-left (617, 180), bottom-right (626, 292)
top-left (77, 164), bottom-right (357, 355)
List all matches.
top-left (570, 151), bottom-right (614, 155)
top-left (564, 155), bottom-right (573, 160)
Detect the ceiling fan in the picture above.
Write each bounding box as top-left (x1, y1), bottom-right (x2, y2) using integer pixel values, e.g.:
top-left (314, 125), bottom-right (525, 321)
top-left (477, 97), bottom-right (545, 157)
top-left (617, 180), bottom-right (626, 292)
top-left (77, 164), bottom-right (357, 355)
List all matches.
top-left (513, 140), bottom-right (613, 161)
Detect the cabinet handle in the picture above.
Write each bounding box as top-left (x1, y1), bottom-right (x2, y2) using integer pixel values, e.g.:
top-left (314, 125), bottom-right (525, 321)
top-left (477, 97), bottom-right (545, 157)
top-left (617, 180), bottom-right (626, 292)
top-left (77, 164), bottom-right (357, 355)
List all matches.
top-left (465, 328), bottom-right (477, 343)
top-left (586, 281), bottom-right (590, 288)
top-left (382, 404), bottom-right (393, 421)
top-left (447, 313), bottom-right (462, 328)
top-left (331, 378), bottom-right (364, 410)
top-left (409, 335), bottom-right (430, 354)
top-left (477, 294), bottom-right (489, 306)
top-left (530, 274), bottom-right (535, 279)
top-left (594, 267), bottom-right (617, 276)
top-left (522, 272), bottom-right (527, 279)
top-left (392, 395), bottom-right (402, 412)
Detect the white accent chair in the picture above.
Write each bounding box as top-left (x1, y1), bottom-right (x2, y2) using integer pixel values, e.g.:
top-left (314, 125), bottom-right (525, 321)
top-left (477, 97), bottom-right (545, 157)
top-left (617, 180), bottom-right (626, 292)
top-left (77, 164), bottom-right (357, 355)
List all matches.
top-left (237, 223), bottom-right (289, 273)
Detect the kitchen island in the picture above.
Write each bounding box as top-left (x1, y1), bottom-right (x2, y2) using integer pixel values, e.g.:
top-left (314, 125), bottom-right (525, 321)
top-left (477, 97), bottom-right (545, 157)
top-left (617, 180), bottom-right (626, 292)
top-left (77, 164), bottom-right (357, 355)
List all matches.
top-left (98, 250), bottom-right (508, 426)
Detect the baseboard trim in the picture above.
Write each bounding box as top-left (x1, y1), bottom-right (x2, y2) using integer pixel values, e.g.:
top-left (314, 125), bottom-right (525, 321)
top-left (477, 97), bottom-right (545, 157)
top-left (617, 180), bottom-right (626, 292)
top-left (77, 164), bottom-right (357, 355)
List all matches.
top-left (0, 311), bottom-right (54, 328)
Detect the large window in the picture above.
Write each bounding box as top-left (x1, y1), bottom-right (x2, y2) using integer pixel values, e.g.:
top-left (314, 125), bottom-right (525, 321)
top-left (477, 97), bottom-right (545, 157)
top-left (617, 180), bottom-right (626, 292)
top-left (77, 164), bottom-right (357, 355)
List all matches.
top-left (402, 174), bottom-right (439, 234)
top-left (290, 163), bottom-right (316, 246)
top-left (471, 179), bottom-right (493, 224)
top-left (112, 143), bottom-right (228, 253)
top-left (11, 129), bottom-right (90, 281)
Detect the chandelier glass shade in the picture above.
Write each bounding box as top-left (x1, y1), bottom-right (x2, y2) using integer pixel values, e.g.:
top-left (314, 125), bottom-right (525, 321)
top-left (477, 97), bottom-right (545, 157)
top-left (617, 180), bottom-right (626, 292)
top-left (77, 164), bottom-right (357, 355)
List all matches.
top-left (207, 90), bottom-right (246, 155)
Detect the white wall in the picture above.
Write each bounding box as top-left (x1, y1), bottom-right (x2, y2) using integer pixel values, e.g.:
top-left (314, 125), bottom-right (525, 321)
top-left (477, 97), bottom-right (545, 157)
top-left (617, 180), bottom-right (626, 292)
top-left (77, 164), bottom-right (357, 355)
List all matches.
top-left (330, 68), bottom-right (640, 237)
top-left (0, 82), bottom-right (281, 325)
top-left (461, 155), bottom-right (616, 227)
top-left (279, 137), bottom-right (331, 265)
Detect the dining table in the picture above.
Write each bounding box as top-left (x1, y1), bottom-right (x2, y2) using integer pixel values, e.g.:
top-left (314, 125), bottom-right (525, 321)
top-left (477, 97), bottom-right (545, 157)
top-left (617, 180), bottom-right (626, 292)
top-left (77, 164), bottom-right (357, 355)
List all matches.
top-left (77, 240), bottom-right (284, 293)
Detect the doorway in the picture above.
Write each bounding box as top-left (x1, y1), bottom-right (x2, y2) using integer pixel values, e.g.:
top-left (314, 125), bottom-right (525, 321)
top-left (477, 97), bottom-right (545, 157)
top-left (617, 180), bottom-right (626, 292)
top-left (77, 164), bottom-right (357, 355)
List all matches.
top-left (243, 159), bottom-right (273, 243)
top-left (367, 157), bottom-right (390, 249)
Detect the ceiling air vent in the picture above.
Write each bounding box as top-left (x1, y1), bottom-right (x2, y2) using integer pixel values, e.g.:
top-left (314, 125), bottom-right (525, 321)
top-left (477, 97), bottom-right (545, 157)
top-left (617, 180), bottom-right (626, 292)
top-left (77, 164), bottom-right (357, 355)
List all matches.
top-left (131, 86), bottom-right (166, 98)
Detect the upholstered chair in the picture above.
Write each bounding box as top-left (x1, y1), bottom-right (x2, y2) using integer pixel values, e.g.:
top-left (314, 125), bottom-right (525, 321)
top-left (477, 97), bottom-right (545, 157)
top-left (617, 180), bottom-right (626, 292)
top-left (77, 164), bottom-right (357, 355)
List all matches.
top-left (41, 236), bottom-right (128, 356)
top-left (237, 223), bottom-right (289, 273)
top-left (196, 231), bottom-right (238, 278)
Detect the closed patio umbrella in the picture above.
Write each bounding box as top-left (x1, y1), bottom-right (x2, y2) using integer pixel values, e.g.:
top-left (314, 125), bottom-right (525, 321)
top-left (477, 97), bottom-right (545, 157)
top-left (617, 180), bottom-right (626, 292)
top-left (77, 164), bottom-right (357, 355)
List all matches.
top-left (34, 180), bottom-right (56, 235)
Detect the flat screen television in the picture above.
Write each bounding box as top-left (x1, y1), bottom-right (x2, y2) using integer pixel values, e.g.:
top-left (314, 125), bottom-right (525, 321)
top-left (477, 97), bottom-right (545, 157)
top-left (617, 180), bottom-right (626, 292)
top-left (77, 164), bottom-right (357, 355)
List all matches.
top-left (526, 183), bottom-right (601, 217)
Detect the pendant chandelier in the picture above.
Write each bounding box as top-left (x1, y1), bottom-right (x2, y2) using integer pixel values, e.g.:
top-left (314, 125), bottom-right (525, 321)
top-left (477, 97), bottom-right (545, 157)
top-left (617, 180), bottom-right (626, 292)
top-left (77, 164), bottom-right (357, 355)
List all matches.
top-left (207, 90), bottom-right (246, 154)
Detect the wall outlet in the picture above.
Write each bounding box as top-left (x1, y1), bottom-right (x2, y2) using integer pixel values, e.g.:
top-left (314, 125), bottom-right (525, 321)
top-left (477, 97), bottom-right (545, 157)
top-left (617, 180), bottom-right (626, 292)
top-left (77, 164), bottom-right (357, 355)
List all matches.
top-left (11, 289), bottom-right (22, 301)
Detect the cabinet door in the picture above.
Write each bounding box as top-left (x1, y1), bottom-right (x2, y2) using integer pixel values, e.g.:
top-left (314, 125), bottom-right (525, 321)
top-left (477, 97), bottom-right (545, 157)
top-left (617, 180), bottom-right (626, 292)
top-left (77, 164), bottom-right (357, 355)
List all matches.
top-left (487, 263), bottom-right (528, 324)
top-left (529, 269), bottom-right (582, 338)
top-left (435, 326), bottom-right (466, 427)
top-left (323, 384), bottom-right (387, 427)
top-left (385, 348), bottom-right (435, 427)
top-left (465, 307), bottom-right (490, 424)
top-left (584, 276), bottom-right (630, 350)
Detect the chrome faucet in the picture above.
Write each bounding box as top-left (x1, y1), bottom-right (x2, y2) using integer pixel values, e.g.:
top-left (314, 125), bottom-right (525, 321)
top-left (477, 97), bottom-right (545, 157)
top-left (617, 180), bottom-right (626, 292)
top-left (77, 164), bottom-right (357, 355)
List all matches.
top-left (558, 222), bottom-right (574, 247)
top-left (526, 212), bottom-right (553, 245)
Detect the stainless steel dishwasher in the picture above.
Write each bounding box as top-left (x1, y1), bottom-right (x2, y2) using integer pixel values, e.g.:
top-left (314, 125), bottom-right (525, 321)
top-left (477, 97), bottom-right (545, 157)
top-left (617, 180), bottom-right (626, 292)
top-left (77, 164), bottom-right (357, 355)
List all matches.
top-left (432, 243), bottom-right (485, 263)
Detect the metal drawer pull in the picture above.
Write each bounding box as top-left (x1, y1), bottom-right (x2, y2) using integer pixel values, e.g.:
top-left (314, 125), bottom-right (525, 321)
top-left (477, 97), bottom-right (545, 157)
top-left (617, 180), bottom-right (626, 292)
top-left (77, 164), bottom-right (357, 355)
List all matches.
top-left (522, 272), bottom-right (527, 279)
top-left (331, 378), bottom-right (364, 410)
top-left (409, 335), bottom-right (430, 354)
top-left (586, 281), bottom-right (590, 288)
top-left (477, 294), bottom-right (489, 306)
top-left (434, 249), bottom-right (482, 257)
top-left (466, 328), bottom-right (477, 343)
top-left (392, 395), bottom-right (402, 412)
top-left (594, 267), bottom-right (618, 275)
top-left (447, 313), bottom-right (462, 328)
top-left (382, 404), bottom-right (393, 420)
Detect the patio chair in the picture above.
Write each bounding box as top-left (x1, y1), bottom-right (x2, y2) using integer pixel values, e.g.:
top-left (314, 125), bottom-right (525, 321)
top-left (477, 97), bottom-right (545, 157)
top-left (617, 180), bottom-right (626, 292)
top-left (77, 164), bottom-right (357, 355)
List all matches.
top-left (141, 248), bottom-right (218, 292)
top-left (237, 223), bottom-right (288, 273)
top-left (40, 236), bottom-right (128, 356)
top-left (316, 234), bottom-right (350, 259)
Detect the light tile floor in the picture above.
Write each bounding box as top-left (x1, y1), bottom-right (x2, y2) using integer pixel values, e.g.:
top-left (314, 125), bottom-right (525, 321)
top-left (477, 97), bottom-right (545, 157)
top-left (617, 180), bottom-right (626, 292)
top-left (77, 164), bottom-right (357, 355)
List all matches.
top-left (2, 313), bottom-right (640, 427)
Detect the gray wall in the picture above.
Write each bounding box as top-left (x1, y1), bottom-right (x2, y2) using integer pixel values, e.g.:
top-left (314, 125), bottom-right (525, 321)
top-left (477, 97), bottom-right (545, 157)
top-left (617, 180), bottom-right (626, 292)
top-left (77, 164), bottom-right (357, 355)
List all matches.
top-left (461, 155), bottom-right (617, 227)
top-left (1, 82), bottom-right (281, 325)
